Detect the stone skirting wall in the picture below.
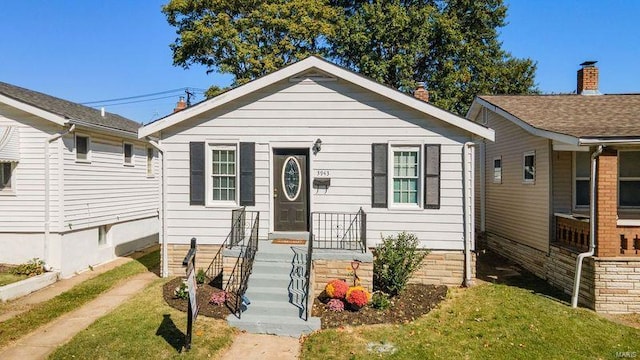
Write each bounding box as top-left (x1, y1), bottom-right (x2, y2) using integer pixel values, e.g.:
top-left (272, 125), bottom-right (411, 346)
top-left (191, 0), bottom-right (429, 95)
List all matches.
top-left (486, 232), bottom-right (547, 279)
top-left (408, 250), bottom-right (476, 287)
top-left (165, 243), bottom-right (222, 277)
top-left (546, 245), bottom-right (595, 308)
top-left (311, 258), bottom-right (373, 298)
top-left (594, 258), bottom-right (640, 313)
top-left (486, 232), bottom-right (640, 313)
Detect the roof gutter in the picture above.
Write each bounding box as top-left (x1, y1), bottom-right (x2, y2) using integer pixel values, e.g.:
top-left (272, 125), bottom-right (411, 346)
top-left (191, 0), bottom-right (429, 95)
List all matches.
top-left (68, 119), bottom-right (139, 140)
top-left (571, 145), bottom-right (604, 308)
top-left (44, 123), bottom-right (75, 270)
top-left (578, 138), bottom-right (640, 146)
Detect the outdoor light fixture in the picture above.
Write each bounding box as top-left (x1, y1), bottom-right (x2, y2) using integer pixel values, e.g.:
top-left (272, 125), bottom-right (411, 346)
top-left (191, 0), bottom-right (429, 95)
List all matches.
top-left (312, 138), bottom-right (322, 155)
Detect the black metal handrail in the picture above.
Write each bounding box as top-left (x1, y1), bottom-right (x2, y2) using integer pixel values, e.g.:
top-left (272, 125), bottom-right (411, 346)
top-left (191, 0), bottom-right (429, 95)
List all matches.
top-left (204, 207), bottom-right (248, 282)
top-left (310, 208), bottom-right (367, 252)
top-left (224, 211), bottom-right (259, 318)
top-left (303, 230), bottom-right (313, 320)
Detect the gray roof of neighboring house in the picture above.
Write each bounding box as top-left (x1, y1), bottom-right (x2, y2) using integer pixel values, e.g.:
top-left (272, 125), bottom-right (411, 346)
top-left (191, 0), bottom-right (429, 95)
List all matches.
top-left (0, 81), bottom-right (141, 133)
top-left (478, 94), bottom-right (640, 139)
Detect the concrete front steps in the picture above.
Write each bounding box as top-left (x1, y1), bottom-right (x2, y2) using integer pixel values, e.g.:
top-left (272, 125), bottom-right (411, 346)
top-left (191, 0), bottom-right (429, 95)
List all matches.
top-left (226, 240), bottom-right (321, 337)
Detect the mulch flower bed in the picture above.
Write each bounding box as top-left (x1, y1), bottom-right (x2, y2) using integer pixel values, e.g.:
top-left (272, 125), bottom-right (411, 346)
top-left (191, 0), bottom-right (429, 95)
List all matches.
top-left (162, 277), bottom-right (232, 319)
top-left (313, 284), bottom-right (448, 329)
top-left (163, 277), bottom-right (447, 329)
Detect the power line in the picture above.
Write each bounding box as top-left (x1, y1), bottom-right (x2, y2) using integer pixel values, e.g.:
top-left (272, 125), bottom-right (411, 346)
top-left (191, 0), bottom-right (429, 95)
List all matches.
top-left (88, 94), bottom-right (182, 107)
top-left (80, 87), bottom-right (206, 105)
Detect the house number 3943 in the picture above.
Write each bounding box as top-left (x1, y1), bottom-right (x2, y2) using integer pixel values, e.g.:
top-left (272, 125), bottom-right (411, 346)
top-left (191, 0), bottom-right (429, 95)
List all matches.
top-left (315, 169), bottom-right (330, 177)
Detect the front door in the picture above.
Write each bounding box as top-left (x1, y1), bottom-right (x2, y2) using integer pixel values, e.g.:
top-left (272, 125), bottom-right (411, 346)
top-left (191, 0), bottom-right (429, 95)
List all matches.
top-left (274, 149), bottom-right (308, 231)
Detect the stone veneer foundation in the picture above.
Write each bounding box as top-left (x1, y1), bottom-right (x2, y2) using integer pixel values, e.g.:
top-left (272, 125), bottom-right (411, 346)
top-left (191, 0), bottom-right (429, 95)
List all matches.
top-left (486, 232), bottom-right (640, 313)
top-left (166, 245), bottom-right (474, 298)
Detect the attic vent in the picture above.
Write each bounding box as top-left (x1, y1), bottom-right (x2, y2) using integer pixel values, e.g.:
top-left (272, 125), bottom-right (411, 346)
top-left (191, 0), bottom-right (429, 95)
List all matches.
top-left (289, 70), bottom-right (337, 83)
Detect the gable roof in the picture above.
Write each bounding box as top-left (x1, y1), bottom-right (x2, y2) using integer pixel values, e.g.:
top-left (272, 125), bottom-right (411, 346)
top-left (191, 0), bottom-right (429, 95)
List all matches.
top-left (470, 94), bottom-right (640, 144)
top-left (0, 81), bottom-right (141, 134)
top-left (139, 56), bottom-right (494, 141)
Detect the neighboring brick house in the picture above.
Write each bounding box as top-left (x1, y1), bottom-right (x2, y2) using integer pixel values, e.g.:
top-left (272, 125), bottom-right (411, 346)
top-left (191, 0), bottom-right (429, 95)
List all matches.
top-left (467, 62), bottom-right (640, 314)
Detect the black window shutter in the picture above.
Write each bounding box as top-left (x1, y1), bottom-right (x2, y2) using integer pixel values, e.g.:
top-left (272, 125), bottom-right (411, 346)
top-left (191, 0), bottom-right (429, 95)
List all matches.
top-left (424, 144), bottom-right (441, 209)
top-left (371, 143), bottom-right (388, 208)
top-left (189, 142), bottom-right (205, 205)
top-left (239, 142), bottom-right (255, 206)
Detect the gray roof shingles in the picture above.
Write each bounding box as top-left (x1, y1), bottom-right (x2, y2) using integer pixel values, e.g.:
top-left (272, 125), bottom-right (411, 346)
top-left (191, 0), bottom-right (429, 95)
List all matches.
top-left (0, 81), bottom-right (141, 133)
top-left (479, 94), bottom-right (640, 138)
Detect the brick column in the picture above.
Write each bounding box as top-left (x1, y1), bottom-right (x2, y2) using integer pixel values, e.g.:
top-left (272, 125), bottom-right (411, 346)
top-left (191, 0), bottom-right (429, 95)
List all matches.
top-left (596, 150), bottom-right (619, 257)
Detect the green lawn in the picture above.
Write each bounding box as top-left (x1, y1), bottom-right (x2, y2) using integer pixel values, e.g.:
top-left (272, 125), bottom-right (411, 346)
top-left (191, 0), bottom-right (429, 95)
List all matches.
top-left (49, 279), bottom-right (235, 359)
top-left (0, 250), bottom-right (159, 348)
top-left (0, 273), bottom-right (27, 287)
top-left (301, 284), bottom-right (640, 360)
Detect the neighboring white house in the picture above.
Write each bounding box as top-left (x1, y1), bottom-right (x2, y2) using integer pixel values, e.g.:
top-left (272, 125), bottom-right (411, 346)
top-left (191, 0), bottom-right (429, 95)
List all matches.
top-left (139, 56), bottom-right (494, 284)
top-left (0, 81), bottom-right (159, 277)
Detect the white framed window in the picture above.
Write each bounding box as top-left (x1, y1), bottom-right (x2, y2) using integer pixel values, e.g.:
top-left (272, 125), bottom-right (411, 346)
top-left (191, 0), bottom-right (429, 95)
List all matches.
top-left (619, 150), bottom-right (640, 208)
top-left (75, 134), bottom-right (91, 162)
top-left (98, 225), bottom-right (109, 246)
top-left (207, 144), bottom-right (238, 205)
top-left (390, 146), bottom-right (421, 206)
top-left (123, 143), bottom-right (134, 166)
top-left (523, 151), bottom-right (535, 184)
top-left (574, 151), bottom-right (590, 208)
top-left (0, 162), bottom-right (14, 192)
top-left (146, 147), bottom-right (154, 177)
top-left (493, 156), bottom-right (502, 184)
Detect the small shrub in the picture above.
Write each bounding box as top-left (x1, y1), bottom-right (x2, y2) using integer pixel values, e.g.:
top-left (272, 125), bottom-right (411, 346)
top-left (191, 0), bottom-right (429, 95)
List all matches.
top-left (327, 298), bottom-right (345, 312)
top-left (12, 258), bottom-right (45, 277)
top-left (325, 279), bottom-right (348, 299)
top-left (345, 286), bottom-right (371, 309)
top-left (209, 291), bottom-right (227, 306)
top-left (371, 291), bottom-right (391, 310)
top-left (174, 280), bottom-right (188, 300)
top-left (196, 268), bottom-right (206, 285)
top-left (373, 232), bottom-right (428, 296)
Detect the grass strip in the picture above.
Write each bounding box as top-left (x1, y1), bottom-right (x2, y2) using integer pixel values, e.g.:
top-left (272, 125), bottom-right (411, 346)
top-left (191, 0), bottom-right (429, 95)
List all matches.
top-left (301, 283), bottom-right (640, 360)
top-left (49, 278), bottom-right (235, 359)
top-left (0, 273), bottom-right (27, 287)
top-left (0, 250), bottom-right (159, 348)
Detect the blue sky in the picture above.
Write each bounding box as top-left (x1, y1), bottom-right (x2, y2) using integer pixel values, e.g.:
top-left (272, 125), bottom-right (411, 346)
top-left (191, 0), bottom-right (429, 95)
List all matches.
top-left (1, 1), bottom-right (639, 123)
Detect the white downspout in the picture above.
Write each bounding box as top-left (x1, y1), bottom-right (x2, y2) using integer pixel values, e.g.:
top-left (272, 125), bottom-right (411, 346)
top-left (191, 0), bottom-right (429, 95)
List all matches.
top-left (147, 138), bottom-right (167, 277)
top-left (463, 141), bottom-right (476, 287)
top-left (571, 145), bottom-right (604, 308)
top-left (44, 124), bottom-right (75, 269)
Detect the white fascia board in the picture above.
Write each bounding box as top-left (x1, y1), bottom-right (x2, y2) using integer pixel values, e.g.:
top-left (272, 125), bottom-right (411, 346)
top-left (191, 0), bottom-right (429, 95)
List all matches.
top-left (473, 97), bottom-right (579, 146)
top-left (70, 120), bottom-right (140, 141)
top-left (0, 94), bottom-right (67, 126)
top-left (139, 56), bottom-right (495, 141)
top-left (552, 142), bottom-right (590, 152)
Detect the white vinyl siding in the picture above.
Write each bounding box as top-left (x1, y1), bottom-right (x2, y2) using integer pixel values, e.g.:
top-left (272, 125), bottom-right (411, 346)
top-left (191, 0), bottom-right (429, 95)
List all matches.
top-left (161, 78), bottom-right (472, 249)
top-left (0, 108), bottom-right (62, 232)
top-left (475, 110), bottom-right (550, 252)
top-left (551, 151), bottom-right (572, 214)
top-left (63, 131), bottom-right (159, 230)
top-left (619, 150), bottom-right (640, 208)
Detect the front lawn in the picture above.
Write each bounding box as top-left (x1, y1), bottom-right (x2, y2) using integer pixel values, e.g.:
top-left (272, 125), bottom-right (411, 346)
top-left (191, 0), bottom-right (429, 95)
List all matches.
top-left (0, 250), bottom-right (159, 348)
top-left (49, 278), bottom-right (235, 359)
top-left (301, 283), bottom-right (640, 359)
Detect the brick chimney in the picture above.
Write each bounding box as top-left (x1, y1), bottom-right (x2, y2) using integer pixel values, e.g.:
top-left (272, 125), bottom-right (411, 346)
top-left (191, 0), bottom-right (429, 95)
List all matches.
top-left (577, 61), bottom-right (600, 95)
top-left (173, 97), bottom-right (187, 112)
top-left (414, 82), bottom-right (429, 102)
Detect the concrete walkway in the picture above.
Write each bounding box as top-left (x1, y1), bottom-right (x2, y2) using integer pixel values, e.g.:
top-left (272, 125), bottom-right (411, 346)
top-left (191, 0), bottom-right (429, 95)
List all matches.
top-left (220, 333), bottom-right (301, 360)
top-left (0, 246), bottom-right (158, 323)
top-left (0, 270), bottom-right (159, 360)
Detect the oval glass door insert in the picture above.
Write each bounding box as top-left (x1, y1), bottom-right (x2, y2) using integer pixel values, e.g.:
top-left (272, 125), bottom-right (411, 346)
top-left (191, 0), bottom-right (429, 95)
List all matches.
top-left (282, 156), bottom-right (301, 201)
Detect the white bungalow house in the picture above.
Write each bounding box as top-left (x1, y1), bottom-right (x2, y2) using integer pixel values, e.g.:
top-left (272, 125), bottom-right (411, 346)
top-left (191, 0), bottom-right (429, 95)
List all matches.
top-left (0, 82), bottom-right (159, 278)
top-left (139, 56), bottom-right (493, 280)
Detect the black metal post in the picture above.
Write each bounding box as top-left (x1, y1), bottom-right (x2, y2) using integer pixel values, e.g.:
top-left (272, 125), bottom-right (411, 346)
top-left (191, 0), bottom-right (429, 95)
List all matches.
top-left (183, 237), bottom-right (197, 352)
